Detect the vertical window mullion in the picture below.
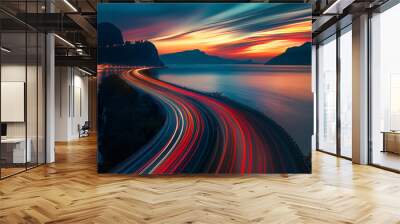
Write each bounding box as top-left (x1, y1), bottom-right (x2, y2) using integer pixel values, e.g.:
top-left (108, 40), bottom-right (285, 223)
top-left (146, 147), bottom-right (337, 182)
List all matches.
top-left (36, 0), bottom-right (39, 167)
top-left (336, 28), bottom-right (341, 157)
top-left (25, 0), bottom-right (28, 171)
top-left (0, 18), bottom-right (2, 179)
top-left (316, 44), bottom-right (320, 151)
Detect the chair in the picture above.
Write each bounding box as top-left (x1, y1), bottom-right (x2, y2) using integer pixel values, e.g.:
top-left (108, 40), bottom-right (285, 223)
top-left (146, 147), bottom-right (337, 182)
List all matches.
top-left (78, 121), bottom-right (90, 138)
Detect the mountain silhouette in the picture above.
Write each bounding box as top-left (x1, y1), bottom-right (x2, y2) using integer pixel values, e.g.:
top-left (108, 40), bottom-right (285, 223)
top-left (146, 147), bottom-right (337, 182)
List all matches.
top-left (98, 22), bottom-right (164, 66)
top-left (98, 22), bottom-right (124, 47)
top-left (265, 42), bottom-right (311, 65)
top-left (160, 49), bottom-right (254, 65)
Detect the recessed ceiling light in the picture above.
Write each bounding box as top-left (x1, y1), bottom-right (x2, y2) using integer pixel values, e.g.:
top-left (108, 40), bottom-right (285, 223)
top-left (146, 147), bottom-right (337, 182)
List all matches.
top-left (1, 47), bottom-right (11, 53)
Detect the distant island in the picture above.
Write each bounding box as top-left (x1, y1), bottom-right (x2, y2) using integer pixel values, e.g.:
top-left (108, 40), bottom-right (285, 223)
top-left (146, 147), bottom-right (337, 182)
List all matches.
top-left (160, 49), bottom-right (255, 65)
top-left (265, 42), bottom-right (311, 65)
top-left (98, 22), bottom-right (164, 66)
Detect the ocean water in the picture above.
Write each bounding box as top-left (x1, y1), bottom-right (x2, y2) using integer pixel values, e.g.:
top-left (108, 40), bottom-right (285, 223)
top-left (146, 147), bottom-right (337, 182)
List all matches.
top-left (154, 64), bottom-right (313, 155)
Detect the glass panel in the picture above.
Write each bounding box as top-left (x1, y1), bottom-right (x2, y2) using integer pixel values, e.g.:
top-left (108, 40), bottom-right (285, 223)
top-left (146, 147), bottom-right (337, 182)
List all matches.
top-left (1, 30), bottom-right (27, 177)
top-left (0, 1), bottom-right (46, 178)
top-left (340, 28), bottom-right (352, 158)
top-left (26, 0), bottom-right (40, 169)
top-left (371, 4), bottom-right (400, 171)
top-left (38, 32), bottom-right (45, 165)
top-left (318, 36), bottom-right (337, 154)
top-left (27, 31), bottom-right (38, 169)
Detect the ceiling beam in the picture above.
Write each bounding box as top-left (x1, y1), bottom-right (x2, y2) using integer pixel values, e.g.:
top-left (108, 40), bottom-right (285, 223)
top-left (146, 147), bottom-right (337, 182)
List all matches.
top-left (55, 55), bottom-right (96, 71)
top-left (67, 13), bottom-right (97, 46)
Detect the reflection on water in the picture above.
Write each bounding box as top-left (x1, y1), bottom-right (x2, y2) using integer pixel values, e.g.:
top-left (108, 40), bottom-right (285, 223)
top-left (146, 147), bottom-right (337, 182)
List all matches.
top-left (155, 64), bottom-right (313, 155)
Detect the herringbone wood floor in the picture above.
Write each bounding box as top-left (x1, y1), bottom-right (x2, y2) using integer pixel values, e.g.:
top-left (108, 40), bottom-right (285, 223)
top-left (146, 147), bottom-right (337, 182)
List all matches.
top-left (1, 135), bottom-right (400, 224)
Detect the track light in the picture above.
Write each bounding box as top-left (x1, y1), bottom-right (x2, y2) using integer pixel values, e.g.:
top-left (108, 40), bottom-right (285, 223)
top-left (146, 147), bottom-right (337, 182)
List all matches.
top-left (54, 34), bottom-right (75, 48)
top-left (322, 0), bottom-right (341, 14)
top-left (322, 0), bottom-right (354, 15)
top-left (78, 67), bottom-right (94, 76)
top-left (63, 0), bottom-right (78, 12)
top-left (1, 47), bottom-right (11, 53)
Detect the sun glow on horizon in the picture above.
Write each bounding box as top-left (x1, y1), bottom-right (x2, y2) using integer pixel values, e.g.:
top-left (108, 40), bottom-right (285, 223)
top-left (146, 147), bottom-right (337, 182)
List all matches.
top-left (101, 4), bottom-right (311, 62)
top-left (139, 20), bottom-right (311, 62)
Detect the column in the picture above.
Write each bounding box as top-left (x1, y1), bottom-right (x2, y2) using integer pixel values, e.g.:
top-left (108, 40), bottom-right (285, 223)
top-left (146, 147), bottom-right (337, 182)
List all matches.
top-left (352, 14), bottom-right (369, 164)
top-left (46, 0), bottom-right (55, 163)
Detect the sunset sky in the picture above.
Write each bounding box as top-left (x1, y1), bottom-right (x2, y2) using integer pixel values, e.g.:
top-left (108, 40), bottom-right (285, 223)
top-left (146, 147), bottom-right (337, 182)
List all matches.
top-left (98, 3), bottom-right (311, 62)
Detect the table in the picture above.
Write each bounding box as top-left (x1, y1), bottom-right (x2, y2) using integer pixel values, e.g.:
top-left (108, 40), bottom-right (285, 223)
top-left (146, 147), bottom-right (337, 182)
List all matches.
top-left (1, 138), bottom-right (31, 164)
top-left (382, 131), bottom-right (400, 154)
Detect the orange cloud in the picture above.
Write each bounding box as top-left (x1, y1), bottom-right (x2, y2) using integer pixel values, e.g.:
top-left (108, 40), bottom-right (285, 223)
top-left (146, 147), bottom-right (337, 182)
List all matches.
top-left (256, 21), bottom-right (311, 36)
top-left (150, 19), bottom-right (311, 61)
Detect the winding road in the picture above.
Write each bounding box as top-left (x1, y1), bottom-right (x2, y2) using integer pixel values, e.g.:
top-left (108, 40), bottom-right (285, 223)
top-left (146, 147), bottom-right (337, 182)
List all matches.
top-left (111, 68), bottom-right (308, 174)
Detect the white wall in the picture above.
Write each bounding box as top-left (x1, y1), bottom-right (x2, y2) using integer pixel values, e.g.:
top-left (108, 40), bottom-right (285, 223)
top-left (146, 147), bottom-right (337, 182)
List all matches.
top-left (1, 64), bottom-right (41, 138)
top-left (55, 66), bottom-right (70, 141)
top-left (1, 63), bottom-right (46, 164)
top-left (55, 67), bottom-right (89, 141)
top-left (72, 72), bottom-right (89, 138)
top-left (1, 64), bottom-right (26, 138)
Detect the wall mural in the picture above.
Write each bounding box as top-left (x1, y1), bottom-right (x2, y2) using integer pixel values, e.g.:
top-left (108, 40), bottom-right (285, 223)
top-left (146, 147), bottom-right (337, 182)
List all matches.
top-left (97, 3), bottom-right (313, 174)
